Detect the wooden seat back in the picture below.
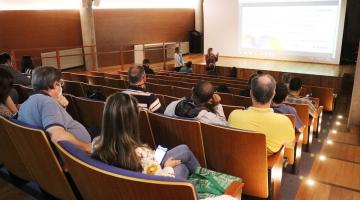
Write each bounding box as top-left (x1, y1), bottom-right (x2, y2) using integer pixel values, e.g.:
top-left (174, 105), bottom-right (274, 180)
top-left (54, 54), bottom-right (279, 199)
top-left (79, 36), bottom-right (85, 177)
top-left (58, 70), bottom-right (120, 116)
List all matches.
top-left (63, 80), bottom-right (85, 97)
top-left (217, 93), bottom-right (234, 105)
top-left (0, 117), bottom-right (32, 181)
top-left (163, 95), bottom-right (180, 107)
top-left (146, 83), bottom-right (173, 96)
top-left (55, 142), bottom-right (197, 200)
top-left (13, 84), bottom-right (33, 103)
top-left (139, 110), bottom-right (155, 148)
top-left (101, 86), bottom-right (124, 97)
top-left (73, 96), bottom-right (105, 138)
top-left (87, 75), bottom-right (106, 86)
top-left (63, 94), bottom-right (80, 121)
top-left (233, 95), bottom-right (253, 108)
top-left (71, 73), bottom-right (88, 83)
top-left (173, 86), bottom-right (192, 98)
top-left (89, 71), bottom-right (105, 76)
top-left (1, 118), bottom-right (77, 200)
top-left (61, 72), bottom-right (72, 81)
top-left (285, 103), bottom-right (310, 145)
top-left (200, 123), bottom-right (269, 198)
top-left (222, 105), bottom-right (244, 119)
top-left (104, 77), bottom-right (126, 89)
top-left (104, 73), bottom-right (121, 79)
top-left (147, 113), bottom-right (207, 167)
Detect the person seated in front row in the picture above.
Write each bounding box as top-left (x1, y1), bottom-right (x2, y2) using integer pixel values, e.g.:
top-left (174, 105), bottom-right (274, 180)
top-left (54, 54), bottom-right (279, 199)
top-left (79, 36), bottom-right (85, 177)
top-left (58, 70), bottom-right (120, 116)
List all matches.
top-left (285, 77), bottom-right (318, 118)
top-left (92, 93), bottom-right (200, 179)
top-left (164, 81), bottom-right (227, 127)
top-left (272, 82), bottom-right (304, 132)
top-left (21, 55), bottom-right (35, 76)
top-left (228, 74), bottom-right (295, 156)
top-left (18, 66), bottom-right (92, 153)
top-left (142, 58), bottom-right (155, 75)
top-left (0, 69), bottom-right (18, 118)
top-left (205, 48), bottom-right (219, 68)
top-left (179, 61), bottom-right (193, 73)
top-left (174, 47), bottom-right (185, 72)
top-left (206, 63), bottom-right (218, 76)
top-left (122, 66), bottom-right (164, 113)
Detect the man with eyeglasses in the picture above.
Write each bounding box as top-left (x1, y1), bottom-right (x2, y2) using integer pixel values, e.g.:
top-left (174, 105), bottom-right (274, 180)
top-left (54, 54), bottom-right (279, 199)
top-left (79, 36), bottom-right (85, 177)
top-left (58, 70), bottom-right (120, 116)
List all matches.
top-left (17, 66), bottom-right (92, 153)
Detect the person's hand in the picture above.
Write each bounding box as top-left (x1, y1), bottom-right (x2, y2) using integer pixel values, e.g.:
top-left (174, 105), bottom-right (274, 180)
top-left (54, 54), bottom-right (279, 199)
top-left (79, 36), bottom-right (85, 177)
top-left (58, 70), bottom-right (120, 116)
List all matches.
top-left (164, 157), bottom-right (181, 168)
top-left (209, 94), bottom-right (221, 106)
top-left (57, 95), bottom-right (69, 108)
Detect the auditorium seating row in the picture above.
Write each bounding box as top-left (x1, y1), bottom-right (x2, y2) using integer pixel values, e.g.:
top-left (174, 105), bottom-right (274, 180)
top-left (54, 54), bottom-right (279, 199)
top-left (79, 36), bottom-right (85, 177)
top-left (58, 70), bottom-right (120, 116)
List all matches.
top-left (9, 83), bottom-right (302, 199)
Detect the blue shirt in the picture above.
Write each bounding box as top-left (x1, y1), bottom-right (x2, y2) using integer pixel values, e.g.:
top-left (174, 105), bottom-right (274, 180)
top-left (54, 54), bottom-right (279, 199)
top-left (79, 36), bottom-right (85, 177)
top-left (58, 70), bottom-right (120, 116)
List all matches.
top-left (18, 94), bottom-right (91, 143)
top-left (179, 67), bottom-right (192, 73)
top-left (272, 104), bottom-right (303, 130)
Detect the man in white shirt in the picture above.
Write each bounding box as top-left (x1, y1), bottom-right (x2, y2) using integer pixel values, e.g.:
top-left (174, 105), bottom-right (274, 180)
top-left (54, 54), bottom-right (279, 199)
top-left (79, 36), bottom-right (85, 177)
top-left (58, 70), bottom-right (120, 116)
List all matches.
top-left (174, 47), bottom-right (185, 71)
top-left (164, 81), bottom-right (227, 126)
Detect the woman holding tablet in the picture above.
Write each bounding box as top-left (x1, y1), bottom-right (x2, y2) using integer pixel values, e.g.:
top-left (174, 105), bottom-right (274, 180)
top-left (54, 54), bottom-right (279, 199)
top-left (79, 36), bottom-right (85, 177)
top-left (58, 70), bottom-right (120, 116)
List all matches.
top-left (92, 93), bottom-right (200, 179)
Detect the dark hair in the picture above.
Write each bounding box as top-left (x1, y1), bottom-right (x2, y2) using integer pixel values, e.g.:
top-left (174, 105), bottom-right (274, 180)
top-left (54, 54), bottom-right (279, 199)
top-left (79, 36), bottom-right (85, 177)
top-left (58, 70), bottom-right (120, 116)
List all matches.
top-left (0, 68), bottom-right (14, 104)
top-left (143, 59), bottom-right (150, 65)
top-left (289, 77), bottom-right (303, 91)
top-left (186, 61), bottom-right (192, 68)
top-left (251, 74), bottom-right (276, 104)
top-left (0, 53), bottom-right (11, 64)
top-left (92, 93), bottom-right (142, 172)
top-left (192, 81), bottom-right (214, 104)
top-left (31, 66), bottom-right (61, 91)
top-left (21, 55), bottom-right (34, 73)
top-left (128, 66), bottom-right (145, 85)
top-left (229, 67), bottom-right (237, 77)
top-left (216, 84), bottom-right (230, 94)
top-left (256, 70), bottom-right (263, 75)
top-left (273, 82), bottom-right (289, 104)
top-left (281, 73), bottom-right (292, 84)
top-left (175, 47), bottom-right (180, 52)
top-left (208, 48), bottom-right (213, 54)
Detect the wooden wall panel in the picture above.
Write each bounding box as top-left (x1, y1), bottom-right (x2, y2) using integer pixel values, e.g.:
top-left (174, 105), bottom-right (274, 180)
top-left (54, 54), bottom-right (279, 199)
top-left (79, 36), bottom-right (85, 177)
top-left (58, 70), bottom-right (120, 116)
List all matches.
top-left (94, 9), bottom-right (195, 67)
top-left (0, 10), bottom-right (83, 68)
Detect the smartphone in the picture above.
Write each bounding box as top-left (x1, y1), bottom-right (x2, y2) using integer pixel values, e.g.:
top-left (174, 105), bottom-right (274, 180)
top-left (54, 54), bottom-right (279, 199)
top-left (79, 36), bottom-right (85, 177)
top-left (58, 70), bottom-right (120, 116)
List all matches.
top-left (154, 145), bottom-right (168, 164)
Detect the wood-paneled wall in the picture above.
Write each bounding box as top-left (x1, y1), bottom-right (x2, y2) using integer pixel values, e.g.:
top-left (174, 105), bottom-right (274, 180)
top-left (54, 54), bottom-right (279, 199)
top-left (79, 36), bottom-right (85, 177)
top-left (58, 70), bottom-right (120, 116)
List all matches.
top-left (94, 9), bottom-right (195, 67)
top-left (0, 10), bottom-right (83, 68)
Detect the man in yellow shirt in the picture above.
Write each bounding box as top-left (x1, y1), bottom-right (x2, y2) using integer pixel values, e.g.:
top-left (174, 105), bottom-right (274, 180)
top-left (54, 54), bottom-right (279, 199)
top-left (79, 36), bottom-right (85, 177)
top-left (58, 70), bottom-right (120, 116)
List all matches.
top-left (228, 74), bottom-right (295, 155)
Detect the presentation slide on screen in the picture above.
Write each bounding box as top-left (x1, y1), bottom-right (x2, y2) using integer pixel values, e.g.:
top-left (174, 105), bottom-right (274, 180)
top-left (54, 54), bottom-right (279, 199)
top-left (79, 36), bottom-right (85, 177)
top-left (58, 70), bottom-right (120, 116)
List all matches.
top-left (238, 0), bottom-right (344, 63)
top-left (203, 0), bottom-right (346, 64)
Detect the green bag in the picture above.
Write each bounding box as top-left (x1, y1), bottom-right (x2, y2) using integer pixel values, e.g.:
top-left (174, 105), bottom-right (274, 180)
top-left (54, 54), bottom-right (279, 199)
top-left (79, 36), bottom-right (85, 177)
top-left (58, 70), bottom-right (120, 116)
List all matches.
top-left (189, 167), bottom-right (242, 199)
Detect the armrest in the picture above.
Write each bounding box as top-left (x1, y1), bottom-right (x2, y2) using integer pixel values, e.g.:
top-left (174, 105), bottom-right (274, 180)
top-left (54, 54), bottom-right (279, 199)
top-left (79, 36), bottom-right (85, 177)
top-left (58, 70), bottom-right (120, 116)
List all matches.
top-left (267, 147), bottom-right (284, 169)
top-left (225, 181), bottom-right (244, 200)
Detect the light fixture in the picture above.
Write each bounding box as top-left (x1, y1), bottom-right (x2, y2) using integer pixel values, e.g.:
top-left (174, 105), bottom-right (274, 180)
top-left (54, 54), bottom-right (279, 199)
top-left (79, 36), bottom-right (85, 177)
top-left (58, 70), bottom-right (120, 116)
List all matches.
top-left (319, 155), bottom-right (326, 161)
top-left (335, 121), bottom-right (341, 126)
top-left (332, 130), bottom-right (337, 134)
top-left (338, 115), bottom-right (343, 119)
top-left (306, 179), bottom-right (315, 186)
top-left (326, 140), bottom-right (333, 145)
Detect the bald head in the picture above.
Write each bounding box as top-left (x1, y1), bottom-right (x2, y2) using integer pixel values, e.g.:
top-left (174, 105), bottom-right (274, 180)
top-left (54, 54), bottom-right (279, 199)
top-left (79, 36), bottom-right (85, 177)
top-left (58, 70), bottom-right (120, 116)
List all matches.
top-left (128, 66), bottom-right (145, 85)
top-left (192, 81), bottom-right (214, 105)
top-left (251, 74), bottom-right (276, 104)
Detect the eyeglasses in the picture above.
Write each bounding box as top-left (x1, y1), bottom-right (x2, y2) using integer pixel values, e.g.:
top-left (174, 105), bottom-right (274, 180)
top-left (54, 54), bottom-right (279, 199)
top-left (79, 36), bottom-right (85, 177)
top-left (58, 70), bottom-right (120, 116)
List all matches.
top-left (57, 79), bottom-right (64, 87)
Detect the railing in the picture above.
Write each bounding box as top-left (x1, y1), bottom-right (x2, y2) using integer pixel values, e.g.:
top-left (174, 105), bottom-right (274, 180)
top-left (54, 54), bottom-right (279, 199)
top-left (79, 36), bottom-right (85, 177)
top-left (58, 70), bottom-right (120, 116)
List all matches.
top-left (4, 41), bottom-right (189, 71)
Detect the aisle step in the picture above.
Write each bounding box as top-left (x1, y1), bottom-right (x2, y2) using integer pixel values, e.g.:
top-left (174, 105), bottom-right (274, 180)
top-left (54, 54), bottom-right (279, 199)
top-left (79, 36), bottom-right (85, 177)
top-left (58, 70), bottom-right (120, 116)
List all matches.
top-left (321, 142), bottom-right (360, 163)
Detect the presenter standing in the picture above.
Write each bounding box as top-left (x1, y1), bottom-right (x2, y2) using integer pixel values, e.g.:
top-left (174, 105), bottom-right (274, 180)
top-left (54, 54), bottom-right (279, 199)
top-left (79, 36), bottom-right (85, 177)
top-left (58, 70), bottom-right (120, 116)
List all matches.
top-left (205, 48), bottom-right (219, 68)
top-left (174, 47), bottom-right (185, 72)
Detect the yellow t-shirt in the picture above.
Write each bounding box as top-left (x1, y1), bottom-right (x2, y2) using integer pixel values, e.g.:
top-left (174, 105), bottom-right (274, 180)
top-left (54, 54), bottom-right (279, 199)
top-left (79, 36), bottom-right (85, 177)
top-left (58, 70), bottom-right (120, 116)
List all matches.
top-left (228, 107), bottom-right (295, 155)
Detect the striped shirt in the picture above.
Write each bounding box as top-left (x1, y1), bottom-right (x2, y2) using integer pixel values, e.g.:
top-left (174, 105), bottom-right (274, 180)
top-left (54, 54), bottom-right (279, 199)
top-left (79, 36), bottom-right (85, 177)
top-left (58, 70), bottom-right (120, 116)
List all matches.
top-left (285, 94), bottom-right (317, 117)
top-left (123, 86), bottom-right (164, 113)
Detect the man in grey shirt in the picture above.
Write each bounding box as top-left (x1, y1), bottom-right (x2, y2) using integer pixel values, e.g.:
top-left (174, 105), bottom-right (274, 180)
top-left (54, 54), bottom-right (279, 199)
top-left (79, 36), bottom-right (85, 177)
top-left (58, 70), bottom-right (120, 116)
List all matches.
top-left (18, 66), bottom-right (91, 153)
top-left (0, 52), bottom-right (31, 86)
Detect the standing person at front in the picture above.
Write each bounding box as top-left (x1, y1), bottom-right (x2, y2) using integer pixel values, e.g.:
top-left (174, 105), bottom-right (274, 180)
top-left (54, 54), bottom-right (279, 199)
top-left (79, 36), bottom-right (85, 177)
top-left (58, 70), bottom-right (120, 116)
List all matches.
top-left (92, 93), bottom-right (200, 179)
top-left (174, 47), bottom-right (185, 72)
top-left (228, 74), bottom-right (295, 156)
top-left (205, 48), bottom-right (219, 68)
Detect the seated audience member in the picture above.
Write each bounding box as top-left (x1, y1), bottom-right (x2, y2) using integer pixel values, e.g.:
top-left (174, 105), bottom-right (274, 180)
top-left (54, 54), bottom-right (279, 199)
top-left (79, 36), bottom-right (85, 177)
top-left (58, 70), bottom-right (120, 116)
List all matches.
top-left (286, 77), bottom-right (318, 117)
top-left (205, 48), bottom-right (219, 68)
top-left (164, 81), bottom-right (227, 126)
top-left (239, 73), bottom-right (257, 97)
top-left (122, 66), bottom-right (164, 113)
top-left (92, 93), bottom-right (200, 179)
top-left (272, 82), bottom-right (303, 131)
top-left (174, 47), bottom-right (185, 72)
top-left (21, 55), bottom-right (34, 75)
top-left (216, 84), bottom-right (230, 94)
top-left (0, 69), bottom-right (18, 118)
top-left (17, 66), bottom-right (91, 153)
top-left (206, 63), bottom-right (218, 76)
top-left (281, 73), bottom-right (292, 88)
top-left (0, 52), bottom-right (31, 86)
top-left (179, 61), bottom-right (193, 73)
top-left (228, 67), bottom-right (237, 78)
top-left (142, 59), bottom-right (155, 75)
top-left (228, 74), bottom-right (295, 156)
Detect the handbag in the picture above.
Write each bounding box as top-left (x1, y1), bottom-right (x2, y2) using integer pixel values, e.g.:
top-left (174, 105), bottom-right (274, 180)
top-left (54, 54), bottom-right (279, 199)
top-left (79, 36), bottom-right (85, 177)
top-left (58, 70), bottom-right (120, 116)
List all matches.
top-left (189, 167), bottom-right (242, 199)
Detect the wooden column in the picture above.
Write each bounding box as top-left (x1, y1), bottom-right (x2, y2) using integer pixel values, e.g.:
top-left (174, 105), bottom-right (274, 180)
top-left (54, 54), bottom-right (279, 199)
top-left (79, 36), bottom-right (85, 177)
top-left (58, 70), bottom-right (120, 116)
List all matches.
top-left (348, 42), bottom-right (360, 127)
top-left (80, 0), bottom-right (98, 71)
top-left (195, 0), bottom-right (204, 33)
